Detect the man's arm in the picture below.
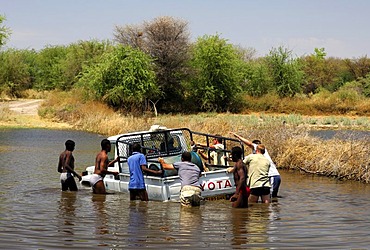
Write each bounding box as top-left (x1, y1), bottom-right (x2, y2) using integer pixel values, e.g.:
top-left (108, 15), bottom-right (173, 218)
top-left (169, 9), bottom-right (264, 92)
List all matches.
top-left (100, 154), bottom-right (119, 176)
top-left (107, 156), bottom-right (119, 167)
top-left (230, 132), bottom-right (254, 149)
top-left (64, 152), bottom-right (82, 180)
top-left (227, 166), bottom-right (236, 173)
top-left (158, 157), bottom-right (175, 170)
top-left (198, 150), bottom-right (209, 161)
top-left (57, 154), bottom-right (63, 173)
top-left (141, 165), bottom-right (162, 175)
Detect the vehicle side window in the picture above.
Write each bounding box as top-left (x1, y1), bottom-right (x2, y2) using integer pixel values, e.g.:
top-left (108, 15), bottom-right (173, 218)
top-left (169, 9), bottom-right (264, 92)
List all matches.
top-left (108, 142), bottom-right (116, 161)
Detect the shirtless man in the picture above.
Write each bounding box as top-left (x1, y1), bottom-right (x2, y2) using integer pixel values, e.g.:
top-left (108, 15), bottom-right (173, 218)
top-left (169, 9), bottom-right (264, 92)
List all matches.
top-left (58, 140), bottom-right (82, 191)
top-left (227, 146), bottom-right (249, 208)
top-left (90, 139), bottom-right (119, 194)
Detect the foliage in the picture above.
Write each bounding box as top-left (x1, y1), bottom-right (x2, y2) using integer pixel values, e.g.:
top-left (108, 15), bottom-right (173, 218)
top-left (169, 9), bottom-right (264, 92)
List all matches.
top-left (344, 56), bottom-right (370, 80)
top-left (60, 40), bottom-right (114, 90)
top-left (361, 73), bottom-right (370, 97)
top-left (302, 55), bottom-right (350, 95)
top-left (301, 48), bottom-right (331, 95)
top-left (243, 59), bottom-right (273, 97)
top-left (115, 16), bottom-right (191, 112)
top-left (313, 47), bottom-right (327, 59)
top-left (0, 15), bottom-right (11, 48)
top-left (77, 45), bottom-right (159, 112)
top-left (188, 34), bottom-right (245, 112)
top-left (340, 73), bottom-right (370, 98)
top-left (33, 45), bottom-right (68, 90)
top-left (0, 49), bottom-right (36, 97)
top-left (265, 46), bottom-right (303, 97)
top-left (332, 83), bottom-right (363, 109)
top-left (0, 15), bottom-right (370, 116)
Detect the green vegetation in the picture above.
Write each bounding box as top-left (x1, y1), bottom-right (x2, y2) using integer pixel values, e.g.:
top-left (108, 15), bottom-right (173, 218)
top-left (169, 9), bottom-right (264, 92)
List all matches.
top-left (1, 15), bottom-right (369, 185)
top-left (265, 46), bottom-right (304, 97)
top-left (0, 15), bottom-right (11, 48)
top-left (77, 44), bottom-right (159, 112)
top-left (189, 34), bottom-right (245, 112)
top-left (1, 15), bottom-right (370, 117)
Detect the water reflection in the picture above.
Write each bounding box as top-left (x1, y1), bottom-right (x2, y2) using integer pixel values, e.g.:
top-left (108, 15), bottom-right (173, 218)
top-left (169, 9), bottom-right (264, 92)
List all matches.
top-left (91, 194), bottom-right (108, 235)
top-left (2, 128), bottom-right (370, 249)
top-left (231, 208), bottom-right (249, 246)
top-left (57, 191), bottom-right (77, 246)
top-left (230, 203), bottom-right (281, 248)
top-left (179, 206), bottom-right (203, 233)
top-left (127, 202), bottom-right (148, 247)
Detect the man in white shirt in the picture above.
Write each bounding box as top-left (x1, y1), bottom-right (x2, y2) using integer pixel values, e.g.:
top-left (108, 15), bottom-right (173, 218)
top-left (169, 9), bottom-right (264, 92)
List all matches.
top-left (198, 135), bottom-right (227, 166)
top-left (230, 132), bottom-right (281, 198)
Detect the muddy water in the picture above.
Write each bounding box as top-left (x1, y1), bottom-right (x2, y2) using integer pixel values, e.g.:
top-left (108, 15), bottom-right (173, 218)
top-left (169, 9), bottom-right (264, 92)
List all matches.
top-left (1, 128), bottom-right (370, 249)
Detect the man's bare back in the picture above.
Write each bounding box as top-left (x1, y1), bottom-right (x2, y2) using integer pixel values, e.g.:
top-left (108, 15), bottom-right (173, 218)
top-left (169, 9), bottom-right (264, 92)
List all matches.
top-left (91, 139), bottom-right (119, 194)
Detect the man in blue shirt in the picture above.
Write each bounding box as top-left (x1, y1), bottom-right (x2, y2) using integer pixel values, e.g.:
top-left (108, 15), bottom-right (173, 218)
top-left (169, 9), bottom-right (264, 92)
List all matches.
top-left (128, 143), bottom-right (162, 201)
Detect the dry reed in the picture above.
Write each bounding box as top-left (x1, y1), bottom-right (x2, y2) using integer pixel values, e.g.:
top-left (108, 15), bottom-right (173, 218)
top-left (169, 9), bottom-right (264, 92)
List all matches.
top-left (36, 93), bottom-right (370, 183)
top-left (276, 133), bottom-right (370, 183)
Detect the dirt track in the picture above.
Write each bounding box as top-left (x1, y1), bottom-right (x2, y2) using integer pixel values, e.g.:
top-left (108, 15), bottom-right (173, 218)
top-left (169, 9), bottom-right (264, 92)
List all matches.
top-left (0, 99), bottom-right (72, 129)
top-left (1, 99), bottom-right (43, 115)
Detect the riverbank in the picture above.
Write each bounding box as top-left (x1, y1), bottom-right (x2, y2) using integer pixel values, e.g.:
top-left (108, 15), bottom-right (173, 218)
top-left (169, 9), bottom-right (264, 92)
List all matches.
top-left (1, 98), bottom-right (369, 184)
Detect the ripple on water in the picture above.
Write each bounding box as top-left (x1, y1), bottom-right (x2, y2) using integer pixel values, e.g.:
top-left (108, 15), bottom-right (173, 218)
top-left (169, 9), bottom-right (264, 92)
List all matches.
top-left (1, 129), bottom-right (370, 249)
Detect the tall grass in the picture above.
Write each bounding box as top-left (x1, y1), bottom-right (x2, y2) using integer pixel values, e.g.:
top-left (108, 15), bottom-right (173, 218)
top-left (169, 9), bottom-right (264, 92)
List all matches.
top-left (244, 92), bottom-right (370, 116)
top-left (277, 133), bottom-right (370, 183)
top-left (35, 92), bottom-right (370, 183)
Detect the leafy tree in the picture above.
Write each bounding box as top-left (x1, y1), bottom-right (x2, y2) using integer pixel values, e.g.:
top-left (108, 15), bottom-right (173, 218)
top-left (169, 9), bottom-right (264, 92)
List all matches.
top-left (324, 57), bottom-right (355, 92)
top-left (0, 15), bottom-right (11, 48)
top-left (314, 47), bottom-right (327, 59)
top-left (189, 34), bottom-right (245, 112)
top-left (114, 16), bottom-right (191, 112)
top-left (362, 73), bottom-right (370, 98)
top-left (300, 48), bottom-right (338, 95)
top-left (344, 56), bottom-right (370, 80)
top-left (77, 45), bottom-right (159, 112)
top-left (33, 45), bottom-right (68, 90)
top-left (60, 40), bottom-right (113, 90)
top-left (265, 46), bottom-right (303, 97)
top-left (0, 49), bottom-right (36, 97)
top-left (345, 73), bottom-right (370, 98)
top-left (244, 59), bottom-right (272, 97)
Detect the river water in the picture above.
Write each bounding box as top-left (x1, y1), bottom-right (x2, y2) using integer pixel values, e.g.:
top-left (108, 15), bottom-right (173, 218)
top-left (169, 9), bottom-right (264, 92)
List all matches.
top-left (1, 128), bottom-right (370, 249)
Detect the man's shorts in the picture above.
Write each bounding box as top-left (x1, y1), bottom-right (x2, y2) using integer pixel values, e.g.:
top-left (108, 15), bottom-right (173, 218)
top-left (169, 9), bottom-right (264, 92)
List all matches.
top-left (250, 186), bottom-right (270, 196)
top-left (180, 185), bottom-right (202, 207)
top-left (129, 189), bottom-right (148, 201)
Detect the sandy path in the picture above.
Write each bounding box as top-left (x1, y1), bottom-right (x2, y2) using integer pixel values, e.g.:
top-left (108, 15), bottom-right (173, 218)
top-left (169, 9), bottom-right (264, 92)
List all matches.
top-left (0, 99), bottom-right (72, 129)
top-left (2, 99), bottom-right (43, 115)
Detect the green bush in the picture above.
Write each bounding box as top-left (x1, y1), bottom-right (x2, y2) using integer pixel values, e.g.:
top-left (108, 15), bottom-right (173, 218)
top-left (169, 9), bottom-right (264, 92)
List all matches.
top-left (188, 34), bottom-right (245, 112)
top-left (77, 44), bottom-right (159, 112)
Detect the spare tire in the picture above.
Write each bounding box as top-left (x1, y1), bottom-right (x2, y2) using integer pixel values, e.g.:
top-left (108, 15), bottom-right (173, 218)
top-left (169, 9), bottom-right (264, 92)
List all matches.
top-left (149, 163), bottom-right (160, 171)
top-left (148, 163), bottom-right (163, 177)
top-left (190, 151), bottom-right (204, 172)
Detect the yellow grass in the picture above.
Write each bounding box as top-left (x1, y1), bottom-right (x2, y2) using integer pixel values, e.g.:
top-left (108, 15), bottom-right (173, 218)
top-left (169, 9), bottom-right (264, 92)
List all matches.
top-left (277, 135), bottom-right (370, 183)
top-left (2, 91), bottom-right (370, 183)
top-left (244, 93), bottom-right (370, 116)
